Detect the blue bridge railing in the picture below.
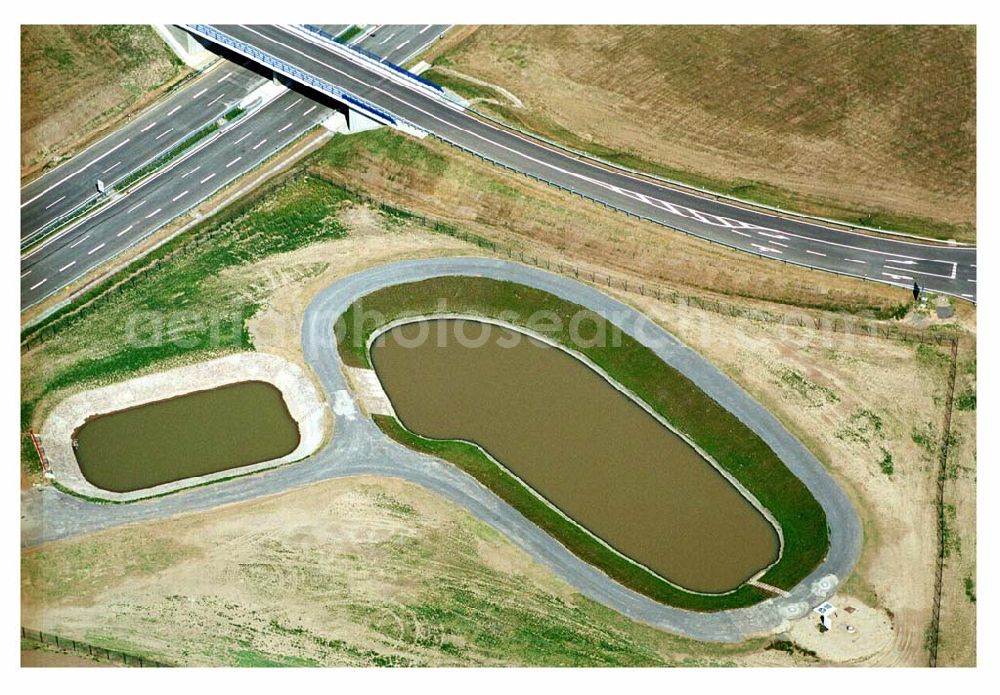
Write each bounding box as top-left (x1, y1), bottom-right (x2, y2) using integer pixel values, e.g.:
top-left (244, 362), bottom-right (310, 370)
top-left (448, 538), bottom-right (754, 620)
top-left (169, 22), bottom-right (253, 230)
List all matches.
top-left (300, 24), bottom-right (444, 93)
top-left (185, 24), bottom-right (398, 126)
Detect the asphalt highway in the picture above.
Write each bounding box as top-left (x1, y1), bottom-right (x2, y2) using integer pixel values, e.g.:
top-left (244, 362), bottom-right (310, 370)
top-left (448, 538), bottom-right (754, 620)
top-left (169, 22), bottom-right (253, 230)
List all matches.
top-left (20, 60), bottom-right (268, 243)
top-left (21, 258), bottom-right (861, 642)
top-left (20, 89), bottom-right (332, 310)
top-left (203, 24), bottom-right (978, 301)
top-left (353, 24), bottom-right (450, 64)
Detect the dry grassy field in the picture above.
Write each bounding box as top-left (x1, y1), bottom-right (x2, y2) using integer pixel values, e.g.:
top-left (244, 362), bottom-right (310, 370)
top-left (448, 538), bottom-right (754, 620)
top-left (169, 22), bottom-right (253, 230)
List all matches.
top-left (20, 25), bottom-right (187, 181)
top-left (421, 26), bottom-right (976, 242)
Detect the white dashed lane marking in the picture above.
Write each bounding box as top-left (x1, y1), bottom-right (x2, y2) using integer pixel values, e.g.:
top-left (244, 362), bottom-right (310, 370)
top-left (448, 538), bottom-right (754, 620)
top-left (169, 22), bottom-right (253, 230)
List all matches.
top-left (200, 173), bottom-right (217, 184)
top-left (172, 190), bottom-right (189, 202)
top-left (284, 98), bottom-right (303, 111)
top-left (117, 225), bottom-right (134, 237)
top-left (167, 105), bottom-right (182, 116)
top-left (59, 261), bottom-right (76, 272)
top-left (217, 71), bottom-right (233, 83)
top-left (207, 93), bottom-right (225, 106)
top-left (252, 138), bottom-right (268, 150)
top-left (192, 87), bottom-right (208, 99)
top-left (155, 128), bottom-right (174, 140)
top-left (69, 234), bottom-right (90, 249)
top-left (805, 250), bottom-right (826, 257)
top-left (140, 122), bottom-right (157, 133)
top-left (145, 207), bottom-right (162, 219)
top-left (278, 122), bottom-right (293, 132)
top-left (87, 243), bottom-right (106, 255)
top-left (844, 259), bottom-right (867, 264)
top-left (127, 200), bottom-right (146, 213)
top-left (226, 156), bottom-right (242, 168)
top-left (181, 166), bottom-right (201, 179)
top-left (44, 195), bottom-right (66, 210)
top-left (102, 161), bottom-right (122, 174)
top-left (233, 132), bottom-right (253, 145)
top-left (29, 278), bottom-right (47, 291)
top-left (303, 105), bottom-right (317, 116)
top-left (21, 270), bottom-right (31, 278)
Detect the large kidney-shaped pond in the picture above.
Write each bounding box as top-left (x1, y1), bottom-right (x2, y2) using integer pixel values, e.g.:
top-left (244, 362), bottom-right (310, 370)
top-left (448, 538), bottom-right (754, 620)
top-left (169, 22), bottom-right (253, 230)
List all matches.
top-left (370, 318), bottom-right (781, 594)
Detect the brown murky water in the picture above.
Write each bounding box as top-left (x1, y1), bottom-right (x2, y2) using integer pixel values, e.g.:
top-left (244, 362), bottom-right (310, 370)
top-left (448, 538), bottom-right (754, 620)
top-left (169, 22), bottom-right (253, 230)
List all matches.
top-left (74, 381), bottom-right (300, 493)
top-left (370, 319), bottom-right (780, 593)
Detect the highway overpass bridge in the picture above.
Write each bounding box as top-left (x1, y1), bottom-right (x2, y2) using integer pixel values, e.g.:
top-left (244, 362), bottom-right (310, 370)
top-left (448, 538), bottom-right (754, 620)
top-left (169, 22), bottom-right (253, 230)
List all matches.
top-left (183, 24), bottom-right (976, 301)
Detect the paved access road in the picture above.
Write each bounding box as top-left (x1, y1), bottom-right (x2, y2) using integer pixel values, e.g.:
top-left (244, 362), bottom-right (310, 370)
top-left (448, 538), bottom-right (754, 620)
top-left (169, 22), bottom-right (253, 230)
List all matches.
top-left (20, 61), bottom-right (268, 244)
top-left (21, 258), bottom-right (861, 643)
top-left (199, 25), bottom-right (978, 302)
top-left (20, 89), bottom-right (332, 310)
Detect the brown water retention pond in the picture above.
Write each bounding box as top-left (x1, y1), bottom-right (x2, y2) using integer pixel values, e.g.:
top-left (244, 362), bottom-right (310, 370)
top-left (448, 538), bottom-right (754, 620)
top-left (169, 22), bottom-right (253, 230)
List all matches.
top-left (73, 381), bottom-right (300, 493)
top-left (370, 318), bottom-right (781, 593)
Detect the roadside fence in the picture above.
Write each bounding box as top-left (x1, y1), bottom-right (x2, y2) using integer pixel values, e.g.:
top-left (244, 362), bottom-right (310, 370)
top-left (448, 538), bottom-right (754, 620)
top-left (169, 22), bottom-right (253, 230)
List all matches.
top-left (21, 626), bottom-right (171, 667)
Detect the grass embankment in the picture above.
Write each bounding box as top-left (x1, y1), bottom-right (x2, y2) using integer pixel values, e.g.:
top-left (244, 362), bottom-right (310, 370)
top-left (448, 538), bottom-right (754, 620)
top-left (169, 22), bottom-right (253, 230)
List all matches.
top-left (336, 25), bottom-right (364, 44)
top-left (21, 25), bottom-right (187, 180)
top-left (307, 128), bottom-right (915, 316)
top-left (21, 173), bottom-right (351, 477)
top-left (336, 276), bottom-right (829, 610)
top-left (424, 25), bottom-right (976, 242)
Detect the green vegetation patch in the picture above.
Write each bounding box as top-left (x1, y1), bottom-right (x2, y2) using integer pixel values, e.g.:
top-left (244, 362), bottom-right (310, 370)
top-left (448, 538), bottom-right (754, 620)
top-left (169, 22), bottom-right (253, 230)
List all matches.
top-left (335, 276), bottom-right (829, 609)
top-left (336, 25), bottom-right (364, 44)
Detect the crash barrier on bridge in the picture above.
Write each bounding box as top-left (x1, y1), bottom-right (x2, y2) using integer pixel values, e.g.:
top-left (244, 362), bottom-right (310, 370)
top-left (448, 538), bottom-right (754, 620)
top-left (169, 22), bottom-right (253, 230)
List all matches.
top-left (423, 134), bottom-right (974, 304)
top-left (183, 25), bottom-right (399, 127)
top-left (328, 181), bottom-right (961, 347)
top-left (300, 24), bottom-right (444, 93)
top-left (21, 626), bottom-right (171, 667)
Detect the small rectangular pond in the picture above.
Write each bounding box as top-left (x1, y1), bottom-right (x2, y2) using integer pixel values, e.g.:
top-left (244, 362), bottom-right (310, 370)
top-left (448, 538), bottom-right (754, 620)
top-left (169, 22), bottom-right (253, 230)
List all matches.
top-left (73, 380), bottom-right (300, 493)
top-left (370, 318), bottom-right (780, 594)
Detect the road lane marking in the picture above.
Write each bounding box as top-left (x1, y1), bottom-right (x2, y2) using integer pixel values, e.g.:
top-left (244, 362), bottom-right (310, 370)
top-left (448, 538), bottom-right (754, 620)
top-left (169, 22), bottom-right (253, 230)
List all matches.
top-left (252, 138), bottom-right (267, 150)
top-left (59, 261), bottom-right (76, 272)
top-left (419, 25), bottom-right (432, 34)
top-left (207, 93), bottom-right (225, 106)
top-left (226, 156), bottom-right (242, 168)
top-left (200, 173), bottom-right (217, 184)
top-left (29, 278), bottom-right (47, 291)
top-left (127, 200), bottom-right (146, 213)
top-left (155, 128), bottom-right (174, 140)
top-left (380, 32), bottom-right (396, 45)
top-left (968, 278), bottom-right (976, 283)
top-left (21, 270), bottom-right (30, 278)
top-left (217, 71), bottom-right (233, 83)
top-left (88, 243), bottom-right (106, 255)
top-left (192, 87), bottom-right (209, 99)
top-left (167, 104), bottom-right (182, 116)
top-left (751, 243), bottom-right (783, 254)
top-left (731, 230), bottom-right (752, 238)
top-left (278, 122), bottom-right (293, 132)
top-left (140, 121), bottom-right (157, 133)
top-left (303, 105), bottom-right (317, 116)
top-left (117, 225), bottom-right (134, 237)
top-left (396, 40), bottom-right (410, 51)
top-left (172, 190), bottom-right (189, 202)
top-left (844, 258), bottom-right (867, 264)
top-left (805, 250), bottom-right (826, 257)
top-left (233, 132), bottom-right (253, 145)
top-left (284, 98), bottom-right (303, 111)
top-left (962, 293), bottom-right (974, 298)
top-left (882, 272), bottom-right (913, 281)
top-left (44, 195), bottom-right (66, 210)
top-left (21, 139), bottom-right (133, 208)
top-left (68, 234), bottom-right (90, 248)
top-left (145, 207), bottom-right (162, 219)
top-left (102, 160), bottom-right (122, 174)
top-left (181, 166), bottom-right (201, 179)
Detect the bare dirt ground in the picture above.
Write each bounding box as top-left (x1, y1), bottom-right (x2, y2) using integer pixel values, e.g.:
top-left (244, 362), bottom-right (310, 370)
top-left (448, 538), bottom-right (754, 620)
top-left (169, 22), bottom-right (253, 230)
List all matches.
top-left (422, 26), bottom-right (976, 241)
top-left (21, 643), bottom-right (118, 667)
top-left (21, 25), bottom-right (188, 181)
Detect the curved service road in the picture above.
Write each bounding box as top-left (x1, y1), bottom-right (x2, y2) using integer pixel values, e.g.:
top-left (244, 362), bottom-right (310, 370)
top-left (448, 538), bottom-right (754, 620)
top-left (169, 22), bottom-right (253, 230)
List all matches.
top-left (21, 258), bottom-right (861, 642)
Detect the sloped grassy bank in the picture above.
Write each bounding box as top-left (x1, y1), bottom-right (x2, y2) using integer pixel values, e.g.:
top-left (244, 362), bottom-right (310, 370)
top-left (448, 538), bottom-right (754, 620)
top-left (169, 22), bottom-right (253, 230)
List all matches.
top-left (335, 276), bottom-right (829, 611)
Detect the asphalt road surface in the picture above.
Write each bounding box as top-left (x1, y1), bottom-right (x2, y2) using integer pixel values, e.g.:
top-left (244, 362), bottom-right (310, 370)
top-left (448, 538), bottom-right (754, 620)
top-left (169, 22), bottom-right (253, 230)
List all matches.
top-left (199, 24), bottom-right (978, 301)
top-left (352, 24), bottom-right (450, 64)
top-left (20, 88), bottom-right (332, 310)
top-left (21, 257), bottom-right (861, 642)
top-left (20, 60), bottom-right (268, 244)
